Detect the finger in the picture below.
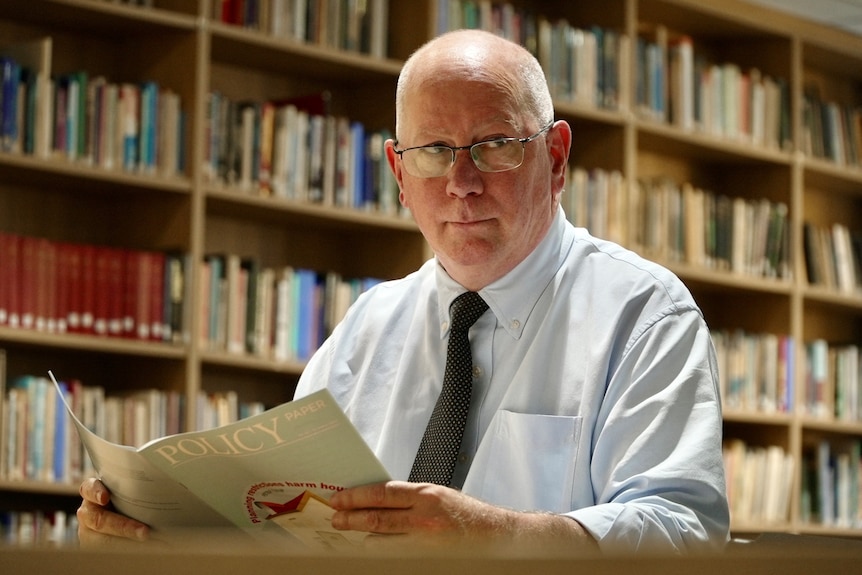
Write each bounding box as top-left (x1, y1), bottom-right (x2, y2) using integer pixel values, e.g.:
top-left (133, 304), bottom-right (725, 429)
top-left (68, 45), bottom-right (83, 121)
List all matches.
top-left (79, 477), bottom-right (110, 506)
top-left (332, 507), bottom-right (415, 534)
top-left (330, 480), bottom-right (430, 511)
top-left (77, 499), bottom-right (149, 541)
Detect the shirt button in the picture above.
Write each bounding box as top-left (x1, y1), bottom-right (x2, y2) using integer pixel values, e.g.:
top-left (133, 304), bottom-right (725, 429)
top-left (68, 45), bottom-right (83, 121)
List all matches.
top-left (510, 319), bottom-right (520, 330)
top-left (458, 453), bottom-right (469, 463)
top-left (472, 365), bottom-right (483, 378)
top-left (442, 321), bottom-right (449, 331)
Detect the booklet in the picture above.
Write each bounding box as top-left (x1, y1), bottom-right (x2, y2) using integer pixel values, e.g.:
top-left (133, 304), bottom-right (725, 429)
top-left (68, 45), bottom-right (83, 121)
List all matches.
top-left (49, 372), bottom-right (390, 550)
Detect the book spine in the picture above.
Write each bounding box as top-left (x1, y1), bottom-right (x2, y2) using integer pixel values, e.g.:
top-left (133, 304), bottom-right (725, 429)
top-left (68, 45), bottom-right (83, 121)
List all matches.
top-left (0, 57), bottom-right (21, 152)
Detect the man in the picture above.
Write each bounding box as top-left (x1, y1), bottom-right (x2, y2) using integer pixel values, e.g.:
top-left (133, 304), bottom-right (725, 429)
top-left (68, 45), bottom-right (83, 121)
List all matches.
top-left (79, 29), bottom-right (729, 553)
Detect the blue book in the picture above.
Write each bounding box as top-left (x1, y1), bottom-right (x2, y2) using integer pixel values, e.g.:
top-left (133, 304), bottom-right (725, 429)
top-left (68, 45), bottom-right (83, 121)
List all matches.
top-left (139, 81), bottom-right (158, 173)
top-left (0, 57), bottom-right (20, 152)
top-left (350, 121), bottom-right (365, 208)
top-left (53, 380), bottom-right (69, 482)
top-left (363, 134), bottom-right (377, 209)
top-left (294, 269), bottom-right (317, 360)
top-left (436, 0), bottom-right (449, 35)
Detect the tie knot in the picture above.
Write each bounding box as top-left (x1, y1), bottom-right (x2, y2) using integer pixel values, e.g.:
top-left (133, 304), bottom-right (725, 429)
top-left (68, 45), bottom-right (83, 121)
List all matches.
top-left (449, 292), bottom-right (488, 332)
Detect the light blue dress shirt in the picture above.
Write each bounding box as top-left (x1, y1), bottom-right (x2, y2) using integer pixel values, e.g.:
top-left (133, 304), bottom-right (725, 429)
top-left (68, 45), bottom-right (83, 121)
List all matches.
top-left (295, 209), bottom-right (730, 553)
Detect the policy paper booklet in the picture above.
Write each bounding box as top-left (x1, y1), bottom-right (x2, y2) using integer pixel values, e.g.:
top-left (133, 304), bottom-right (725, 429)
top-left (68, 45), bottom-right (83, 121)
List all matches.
top-left (49, 372), bottom-right (390, 550)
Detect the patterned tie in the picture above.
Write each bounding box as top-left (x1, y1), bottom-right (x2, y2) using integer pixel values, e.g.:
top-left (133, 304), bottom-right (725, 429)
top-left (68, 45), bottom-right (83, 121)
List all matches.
top-left (409, 291), bottom-right (488, 486)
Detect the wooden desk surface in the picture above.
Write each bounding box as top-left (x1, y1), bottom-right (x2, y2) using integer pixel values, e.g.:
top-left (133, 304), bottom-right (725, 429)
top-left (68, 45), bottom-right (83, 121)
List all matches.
top-left (1, 537), bottom-right (861, 575)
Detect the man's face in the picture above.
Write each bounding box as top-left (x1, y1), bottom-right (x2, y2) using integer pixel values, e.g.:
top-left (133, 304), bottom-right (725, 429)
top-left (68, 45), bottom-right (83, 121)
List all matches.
top-left (387, 77), bottom-right (564, 288)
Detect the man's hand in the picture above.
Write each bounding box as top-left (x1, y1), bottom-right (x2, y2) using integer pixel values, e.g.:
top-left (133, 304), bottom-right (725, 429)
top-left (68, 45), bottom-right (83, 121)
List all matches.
top-left (77, 478), bottom-right (150, 547)
top-left (328, 480), bottom-right (597, 552)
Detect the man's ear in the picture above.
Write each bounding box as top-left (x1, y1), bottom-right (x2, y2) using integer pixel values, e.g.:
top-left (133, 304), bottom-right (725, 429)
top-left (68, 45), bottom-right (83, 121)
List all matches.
top-left (547, 121), bottom-right (573, 207)
top-left (385, 139), bottom-right (409, 208)
top-left (548, 120), bottom-right (573, 181)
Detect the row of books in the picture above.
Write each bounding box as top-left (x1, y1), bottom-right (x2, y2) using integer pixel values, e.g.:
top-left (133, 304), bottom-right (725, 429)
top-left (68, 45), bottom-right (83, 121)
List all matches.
top-left (194, 389), bottom-right (265, 437)
top-left (0, 37), bottom-right (186, 177)
top-left (713, 330), bottom-right (794, 415)
top-left (564, 166), bottom-right (628, 246)
top-left (203, 91), bottom-right (402, 214)
top-left (200, 254), bottom-right (381, 362)
top-left (803, 222), bottom-right (862, 295)
top-left (632, 177), bottom-right (791, 280)
top-left (435, 0), bottom-right (538, 49)
top-left (0, 510), bottom-right (77, 546)
top-left (435, 2), bottom-right (627, 111)
top-left (0, 232), bottom-right (188, 344)
top-left (800, 440), bottom-right (862, 528)
top-left (711, 331), bottom-right (861, 421)
top-left (723, 439), bottom-right (794, 526)
top-left (0, 368), bottom-right (267, 486)
top-left (566, 168), bottom-right (793, 281)
top-left (650, 33), bottom-right (793, 150)
top-left (804, 340), bottom-right (862, 422)
top-left (803, 91), bottom-right (862, 168)
top-left (3, 374), bottom-right (90, 483)
top-left (0, 38), bottom-right (51, 157)
top-left (538, 20), bottom-right (628, 111)
top-left (213, 0), bottom-right (390, 59)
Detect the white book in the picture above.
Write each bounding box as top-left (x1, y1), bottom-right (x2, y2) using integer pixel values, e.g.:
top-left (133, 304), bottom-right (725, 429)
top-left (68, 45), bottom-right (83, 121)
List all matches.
top-left (274, 266), bottom-right (294, 362)
top-left (369, 0), bottom-right (389, 58)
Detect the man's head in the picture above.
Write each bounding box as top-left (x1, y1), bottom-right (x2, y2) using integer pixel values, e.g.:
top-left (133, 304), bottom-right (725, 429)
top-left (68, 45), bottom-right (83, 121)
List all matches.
top-left (386, 30), bottom-right (572, 291)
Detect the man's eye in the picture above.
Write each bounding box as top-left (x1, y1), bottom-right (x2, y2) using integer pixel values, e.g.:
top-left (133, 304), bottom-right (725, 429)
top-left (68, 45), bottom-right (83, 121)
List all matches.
top-left (481, 139), bottom-right (510, 150)
top-left (421, 146), bottom-right (450, 156)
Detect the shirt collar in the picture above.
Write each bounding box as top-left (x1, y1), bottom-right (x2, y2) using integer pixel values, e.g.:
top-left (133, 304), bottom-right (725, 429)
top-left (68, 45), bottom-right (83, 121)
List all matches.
top-left (435, 209), bottom-right (574, 339)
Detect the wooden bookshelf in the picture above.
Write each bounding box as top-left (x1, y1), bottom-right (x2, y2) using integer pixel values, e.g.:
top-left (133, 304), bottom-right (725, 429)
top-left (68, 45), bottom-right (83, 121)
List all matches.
top-left (1, 0), bottom-right (861, 544)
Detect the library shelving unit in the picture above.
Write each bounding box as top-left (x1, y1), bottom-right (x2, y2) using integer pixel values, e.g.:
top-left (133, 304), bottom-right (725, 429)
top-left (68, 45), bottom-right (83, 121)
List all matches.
top-left (0, 0), bottom-right (860, 544)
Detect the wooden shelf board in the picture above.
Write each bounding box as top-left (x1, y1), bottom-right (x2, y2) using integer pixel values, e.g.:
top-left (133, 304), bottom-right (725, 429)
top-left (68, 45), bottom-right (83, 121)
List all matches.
top-left (0, 327), bottom-right (188, 360)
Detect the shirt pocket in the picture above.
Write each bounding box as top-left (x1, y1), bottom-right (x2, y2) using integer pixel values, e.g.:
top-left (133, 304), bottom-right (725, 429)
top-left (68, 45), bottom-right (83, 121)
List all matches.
top-left (473, 410), bottom-right (582, 513)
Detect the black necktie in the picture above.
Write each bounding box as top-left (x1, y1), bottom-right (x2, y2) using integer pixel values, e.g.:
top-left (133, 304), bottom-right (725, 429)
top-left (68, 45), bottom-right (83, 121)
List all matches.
top-left (409, 291), bottom-right (488, 486)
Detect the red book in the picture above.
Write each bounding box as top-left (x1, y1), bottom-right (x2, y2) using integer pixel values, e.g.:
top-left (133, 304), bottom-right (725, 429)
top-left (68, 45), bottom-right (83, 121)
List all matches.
top-left (55, 242), bottom-right (71, 334)
top-left (107, 247), bottom-right (125, 338)
top-left (220, 0), bottom-right (241, 24)
top-left (124, 249), bottom-right (142, 339)
top-left (134, 249), bottom-right (152, 341)
top-left (0, 231), bottom-right (10, 327)
top-left (93, 246), bottom-right (111, 336)
top-left (149, 251), bottom-right (165, 342)
top-left (63, 242), bottom-right (83, 333)
top-left (34, 237), bottom-right (56, 332)
top-left (78, 244), bottom-right (96, 335)
top-left (7, 234), bottom-right (20, 328)
top-left (18, 235), bottom-right (38, 330)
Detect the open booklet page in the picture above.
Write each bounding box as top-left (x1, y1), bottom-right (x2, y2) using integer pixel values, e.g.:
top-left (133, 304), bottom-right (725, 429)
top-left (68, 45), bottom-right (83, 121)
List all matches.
top-left (50, 372), bottom-right (390, 549)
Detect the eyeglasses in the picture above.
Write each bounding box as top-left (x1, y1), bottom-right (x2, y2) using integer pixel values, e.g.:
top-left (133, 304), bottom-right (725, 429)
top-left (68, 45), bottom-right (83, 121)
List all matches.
top-left (393, 122), bottom-right (554, 178)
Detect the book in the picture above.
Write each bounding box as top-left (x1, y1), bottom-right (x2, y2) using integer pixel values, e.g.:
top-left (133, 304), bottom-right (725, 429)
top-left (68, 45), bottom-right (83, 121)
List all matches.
top-left (0, 349), bottom-right (6, 479)
top-left (0, 56), bottom-right (21, 152)
top-left (50, 372), bottom-right (390, 549)
top-left (0, 37), bottom-right (52, 157)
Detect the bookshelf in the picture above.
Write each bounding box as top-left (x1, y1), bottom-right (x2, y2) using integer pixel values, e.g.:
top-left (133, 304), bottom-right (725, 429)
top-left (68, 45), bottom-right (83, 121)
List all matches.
top-left (1, 0), bottom-right (861, 544)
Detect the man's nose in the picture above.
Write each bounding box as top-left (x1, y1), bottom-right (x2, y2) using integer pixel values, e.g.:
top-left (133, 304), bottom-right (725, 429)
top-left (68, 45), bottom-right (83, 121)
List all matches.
top-left (445, 148), bottom-right (483, 198)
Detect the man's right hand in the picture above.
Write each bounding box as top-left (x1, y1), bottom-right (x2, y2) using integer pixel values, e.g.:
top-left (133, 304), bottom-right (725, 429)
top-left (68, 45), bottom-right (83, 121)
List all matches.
top-left (78, 478), bottom-right (150, 546)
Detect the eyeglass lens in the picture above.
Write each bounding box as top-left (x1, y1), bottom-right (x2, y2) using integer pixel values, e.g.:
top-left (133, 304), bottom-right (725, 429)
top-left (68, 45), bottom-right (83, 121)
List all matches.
top-left (405, 139), bottom-right (524, 177)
